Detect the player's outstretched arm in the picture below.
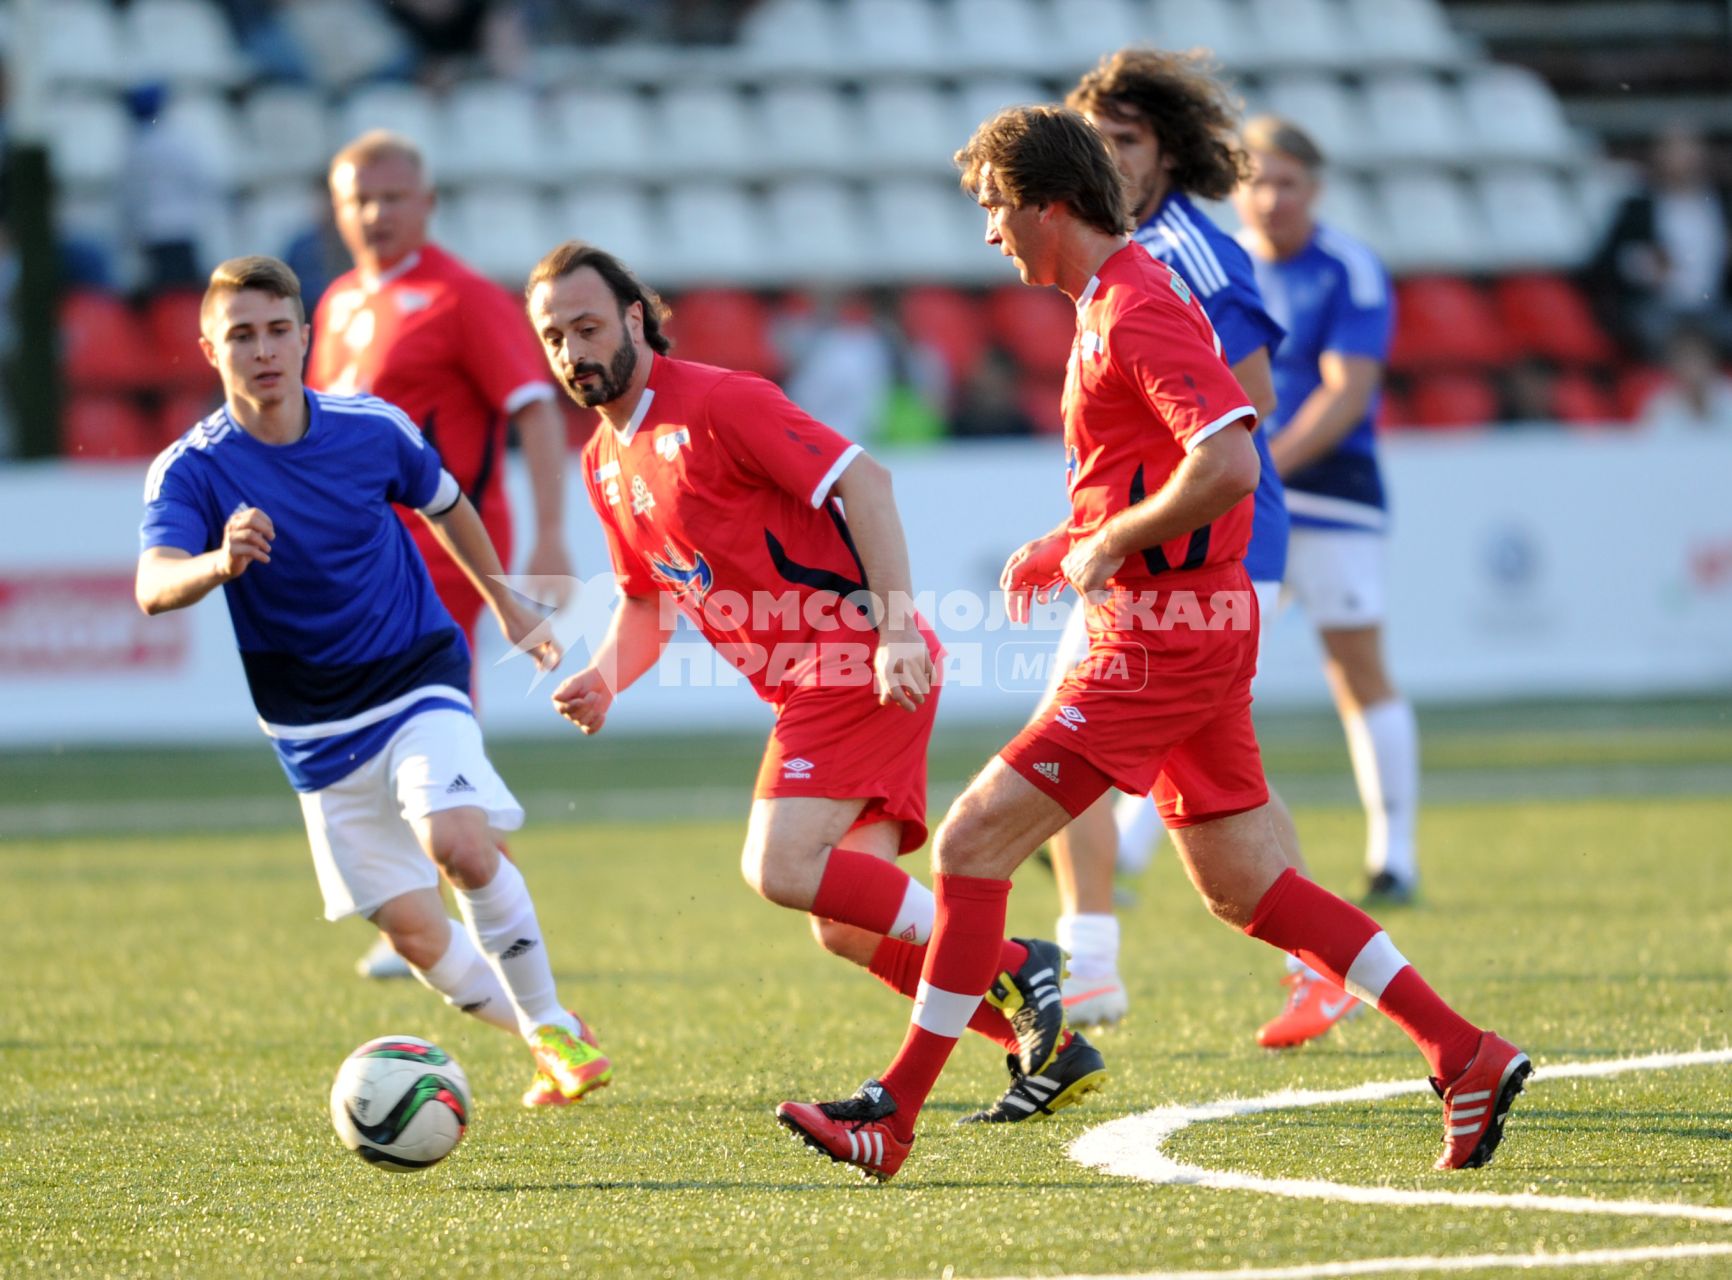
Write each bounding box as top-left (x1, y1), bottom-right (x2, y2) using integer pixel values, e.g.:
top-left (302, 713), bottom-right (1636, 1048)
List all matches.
top-left (512, 397), bottom-right (575, 604)
top-left (135, 506), bottom-right (275, 615)
top-left (830, 451), bottom-right (934, 713)
top-left (1062, 427), bottom-right (1260, 595)
top-left (422, 494), bottom-right (562, 671)
top-left (551, 593), bottom-right (669, 734)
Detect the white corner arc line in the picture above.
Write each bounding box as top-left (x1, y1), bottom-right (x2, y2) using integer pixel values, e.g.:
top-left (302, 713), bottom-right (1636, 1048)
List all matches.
top-left (1025, 1048), bottom-right (1732, 1278)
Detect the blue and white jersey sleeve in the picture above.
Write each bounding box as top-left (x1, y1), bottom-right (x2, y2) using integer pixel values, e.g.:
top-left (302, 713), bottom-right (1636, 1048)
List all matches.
top-left (353, 392), bottom-right (445, 510)
top-left (140, 426), bottom-right (222, 554)
top-left (1134, 193), bottom-right (1285, 366)
top-left (1316, 228), bottom-right (1393, 362)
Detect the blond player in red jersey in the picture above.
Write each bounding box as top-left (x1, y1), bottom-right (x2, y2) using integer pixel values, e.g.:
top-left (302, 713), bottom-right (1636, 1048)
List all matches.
top-left (778, 106), bottom-right (1528, 1181)
top-left (526, 241), bottom-right (1101, 1138)
top-left (307, 131), bottom-right (572, 983)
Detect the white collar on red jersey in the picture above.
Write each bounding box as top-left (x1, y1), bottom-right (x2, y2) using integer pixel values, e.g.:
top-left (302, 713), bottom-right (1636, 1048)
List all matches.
top-left (361, 249), bottom-right (423, 292)
top-left (613, 387), bottom-right (656, 445)
top-left (1076, 274), bottom-right (1102, 309)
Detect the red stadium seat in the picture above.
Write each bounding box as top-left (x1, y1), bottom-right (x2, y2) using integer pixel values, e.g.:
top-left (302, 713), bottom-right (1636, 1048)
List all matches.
top-left (900, 286), bottom-right (988, 388)
top-left (1492, 274), bottom-right (1615, 364)
top-left (61, 291), bottom-right (158, 392)
top-left (147, 290), bottom-right (223, 392)
top-left (665, 290), bottom-right (780, 378)
top-left (987, 286), bottom-right (1075, 378)
top-left (63, 393), bottom-right (157, 460)
top-left (1615, 365), bottom-right (1668, 421)
top-left (156, 387), bottom-right (224, 444)
top-left (1549, 369), bottom-right (1618, 425)
top-left (1387, 276), bottom-right (1507, 372)
top-left (1375, 386), bottom-right (1413, 430)
top-left (1016, 373), bottom-right (1066, 434)
top-left (1409, 372), bottom-right (1498, 429)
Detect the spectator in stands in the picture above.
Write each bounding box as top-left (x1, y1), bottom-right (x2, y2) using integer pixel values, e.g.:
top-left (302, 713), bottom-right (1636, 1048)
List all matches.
top-left (376, 0), bottom-right (535, 87)
top-left (1588, 121), bottom-right (1732, 357)
top-left (1642, 322), bottom-right (1732, 432)
top-left (120, 84), bottom-right (222, 293)
top-left (775, 293), bottom-right (895, 442)
top-left (215, 0), bottom-right (316, 83)
top-left (948, 348), bottom-right (1037, 439)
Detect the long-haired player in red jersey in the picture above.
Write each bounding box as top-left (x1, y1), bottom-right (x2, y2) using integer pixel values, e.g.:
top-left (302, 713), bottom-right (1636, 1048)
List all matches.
top-left (778, 106), bottom-right (1528, 1181)
top-left (526, 242), bottom-right (1103, 1163)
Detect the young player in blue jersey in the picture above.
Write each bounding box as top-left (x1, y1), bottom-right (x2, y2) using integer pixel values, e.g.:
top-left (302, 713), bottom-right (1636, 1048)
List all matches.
top-left (1036, 49), bottom-right (1355, 1048)
top-left (136, 256), bottom-right (611, 1109)
top-left (1234, 116), bottom-right (1419, 908)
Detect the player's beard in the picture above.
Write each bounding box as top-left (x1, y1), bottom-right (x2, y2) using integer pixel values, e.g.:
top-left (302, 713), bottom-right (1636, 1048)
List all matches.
top-left (567, 339), bottom-right (638, 409)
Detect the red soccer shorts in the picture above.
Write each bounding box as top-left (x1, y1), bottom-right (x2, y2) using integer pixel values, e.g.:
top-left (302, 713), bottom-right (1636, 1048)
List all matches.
top-left (1001, 567), bottom-right (1269, 829)
top-left (754, 632), bottom-right (942, 855)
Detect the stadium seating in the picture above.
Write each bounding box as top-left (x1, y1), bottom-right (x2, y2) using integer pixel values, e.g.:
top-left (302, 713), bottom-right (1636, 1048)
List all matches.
top-left (987, 286), bottom-right (1076, 378)
top-left (240, 86), bottom-right (332, 187)
top-left (1246, 0), bottom-right (1353, 71)
top-left (1549, 369), bottom-right (1619, 425)
top-left (63, 393), bottom-right (159, 461)
top-left (552, 184), bottom-right (663, 274)
top-left (735, 0), bottom-right (845, 78)
top-left (335, 83), bottom-right (444, 174)
top-left (1491, 274), bottom-right (1615, 364)
top-left (235, 184), bottom-right (320, 263)
top-left (1460, 65), bottom-right (1579, 165)
top-left (660, 183), bottom-right (768, 286)
top-left (40, 0), bottom-right (126, 92)
top-left (948, 0), bottom-right (1052, 77)
top-left (1344, 0), bottom-right (1462, 68)
top-left (62, 293), bottom-right (160, 393)
top-left (156, 387), bottom-right (224, 443)
top-left (160, 92), bottom-right (248, 190)
top-left (757, 85), bottom-right (857, 178)
top-left (441, 82), bottom-right (546, 187)
top-left (1360, 73), bottom-right (1465, 167)
top-left (1409, 371), bottom-right (1499, 428)
top-left (860, 83), bottom-right (958, 175)
top-left (46, 94), bottom-right (130, 191)
top-left (654, 87), bottom-right (758, 181)
top-left (866, 179), bottom-right (992, 283)
top-left (764, 180), bottom-right (872, 284)
top-left (665, 290), bottom-right (780, 377)
top-left (124, 0), bottom-right (244, 92)
top-left (146, 291), bottom-right (221, 392)
top-left (548, 88), bottom-right (660, 182)
top-left (1388, 276), bottom-right (1507, 372)
top-left (1264, 75), bottom-right (1373, 169)
top-left (1154, 0), bottom-right (1261, 73)
top-left (899, 286), bottom-right (990, 387)
top-left (837, 0), bottom-right (947, 77)
top-left (1374, 171), bottom-right (1491, 273)
top-left (1474, 169), bottom-right (1590, 270)
top-left (444, 189), bottom-right (553, 285)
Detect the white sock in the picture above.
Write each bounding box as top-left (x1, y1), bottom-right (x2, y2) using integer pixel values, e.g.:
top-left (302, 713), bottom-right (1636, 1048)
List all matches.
top-left (1112, 793), bottom-right (1165, 874)
top-left (453, 857), bottom-right (572, 1039)
top-left (1056, 912), bottom-right (1120, 980)
top-left (1343, 697), bottom-right (1420, 882)
top-left (410, 920), bottom-right (518, 1033)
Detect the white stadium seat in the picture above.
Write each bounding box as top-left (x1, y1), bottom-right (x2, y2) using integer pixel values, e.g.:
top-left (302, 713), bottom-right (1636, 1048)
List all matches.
top-left (836, 0), bottom-right (946, 77)
top-left (860, 83), bottom-right (958, 175)
top-left (1460, 65), bottom-right (1578, 164)
top-left (764, 179), bottom-right (872, 283)
top-left (1360, 72), bottom-right (1467, 167)
top-left (1474, 167), bottom-right (1590, 269)
top-left (736, 0), bottom-right (846, 78)
top-left (867, 178), bottom-right (996, 284)
top-left (948, 0), bottom-right (1052, 77)
top-left (443, 188), bottom-right (554, 284)
top-left (1373, 170), bottom-right (1492, 272)
top-left (161, 92), bottom-right (248, 191)
top-left (1264, 74), bottom-right (1373, 169)
top-left (1152, 0), bottom-right (1260, 71)
top-left (240, 86), bottom-right (331, 188)
top-left (46, 93), bottom-right (130, 189)
top-left (661, 183), bottom-right (768, 287)
top-left (235, 183), bottom-right (321, 260)
top-left (654, 87), bottom-right (757, 180)
top-left (757, 84), bottom-right (857, 178)
top-left (551, 184), bottom-right (665, 282)
top-left (40, 0), bottom-right (126, 91)
top-left (956, 78), bottom-right (1051, 140)
top-left (1314, 172), bottom-right (1389, 252)
top-left (336, 83), bottom-right (444, 176)
top-left (548, 87), bottom-right (658, 182)
top-left (1244, 0), bottom-right (1355, 72)
top-left (1052, 0), bottom-right (1149, 76)
top-left (1344, 0), bottom-right (1462, 67)
top-left (441, 82), bottom-right (546, 186)
top-left (124, 0), bottom-right (244, 92)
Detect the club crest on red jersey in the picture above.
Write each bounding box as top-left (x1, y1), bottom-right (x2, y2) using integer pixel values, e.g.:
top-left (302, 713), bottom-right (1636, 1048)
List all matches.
top-left (648, 541), bottom-right (713, 603)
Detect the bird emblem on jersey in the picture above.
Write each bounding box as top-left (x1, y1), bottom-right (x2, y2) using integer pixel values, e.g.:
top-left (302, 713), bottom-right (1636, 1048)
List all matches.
top-left (648, 541), bottom-right (713, 604)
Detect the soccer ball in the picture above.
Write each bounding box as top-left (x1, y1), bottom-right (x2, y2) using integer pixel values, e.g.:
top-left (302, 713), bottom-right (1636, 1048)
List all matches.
top-left (329, 1035), bottom-right (470, 1172)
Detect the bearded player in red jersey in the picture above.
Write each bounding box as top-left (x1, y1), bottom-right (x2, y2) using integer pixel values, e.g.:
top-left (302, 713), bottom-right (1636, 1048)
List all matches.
top-left (778, 107), bottom-right (1528, 1181)
top-left (526, 241), bottom-right (1102, 1148)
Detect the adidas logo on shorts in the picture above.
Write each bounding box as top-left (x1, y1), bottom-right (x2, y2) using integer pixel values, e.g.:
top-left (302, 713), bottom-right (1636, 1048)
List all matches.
top-left (446, 774), bottom-right (476, 794)
top-left (1033, 761), bottom-right (1062, 783)
top-left (783, 757), bottom-right (814, 780)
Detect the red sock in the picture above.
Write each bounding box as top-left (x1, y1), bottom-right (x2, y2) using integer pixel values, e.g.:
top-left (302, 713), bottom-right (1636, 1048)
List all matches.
top-left (811, 848), bottom-right (921, 937)
top-left (878, 874), bottom-right (1014, 1140)
top-left (1244, 868), bottom-right (1481, 1081)
top-left (869, 936), bottom-right (1027, 1055)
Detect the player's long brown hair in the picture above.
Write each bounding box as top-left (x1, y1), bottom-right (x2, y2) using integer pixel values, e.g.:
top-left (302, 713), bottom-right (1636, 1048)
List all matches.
top-left (526, 241), bottom-right (673, 354)
top-left (1066, 47), bottom-right (1249, 201)
top-left (955, 105), bottom-right (1130, 236)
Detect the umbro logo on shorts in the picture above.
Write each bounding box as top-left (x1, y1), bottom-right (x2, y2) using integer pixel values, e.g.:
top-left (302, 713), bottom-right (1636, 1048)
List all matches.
top-left (500, 937), bottom-right (539, 961)
top-left (783, 757), bottom-right (814, 779)
top-left (1056, 705), bottom-right (1086, 731)
top-left (1033, 761), bottom-right (1062, 783)
top-left (446, 774), bottom-right (476, 794)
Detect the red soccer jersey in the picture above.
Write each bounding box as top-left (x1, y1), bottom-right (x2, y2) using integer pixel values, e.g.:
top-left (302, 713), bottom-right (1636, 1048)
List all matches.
top-left (306, 243), bottom-right (554, 528)
top-left (1062, 243), bottom-right (1257, 591)
top-left (582, 356), bottom-right (877, 704)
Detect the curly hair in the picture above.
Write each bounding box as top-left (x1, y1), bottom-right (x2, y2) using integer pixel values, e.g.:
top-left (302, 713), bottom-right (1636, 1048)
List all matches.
top-left (1065, 47), bottom-right (1248, 201)
top-left (525, 240), bottom-right (673, 355)
top-left (954, 105), bottom-right (1130, 237)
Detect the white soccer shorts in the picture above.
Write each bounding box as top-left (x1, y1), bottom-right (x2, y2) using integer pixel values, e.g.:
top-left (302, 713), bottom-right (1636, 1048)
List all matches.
top-left (1282, 527), bottom-right (1387, 630)
top-left (299, 708), bottom-right (525, 922)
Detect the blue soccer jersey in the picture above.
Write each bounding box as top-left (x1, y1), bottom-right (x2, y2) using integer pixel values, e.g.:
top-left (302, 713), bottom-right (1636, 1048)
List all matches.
top-left (1242, 223), bottom-right (1395, 532)
top-left (140, 390), bottom-right (473, 790)
top-left (1134, 190), bottom-right (1289, 583)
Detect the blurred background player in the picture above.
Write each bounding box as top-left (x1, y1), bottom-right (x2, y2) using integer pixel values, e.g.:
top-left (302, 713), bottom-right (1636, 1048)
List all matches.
top-left (306, 130), bottom-right (573, 980)
top-left (780, 106), bottom-right (1526, 1183)
top-left (136, 255), bottom-right (610, 1111)
top-left (529, 241), bottom-right (1091, 1130)
top-left (1046, 49), bottom-right (1356, 1050)
top-left (1234, 116), bottom-right (1419, 907)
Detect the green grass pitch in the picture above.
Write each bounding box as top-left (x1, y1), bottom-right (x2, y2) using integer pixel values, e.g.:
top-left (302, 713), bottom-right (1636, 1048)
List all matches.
top-left (4, 702), bottom-right (1731, 1278)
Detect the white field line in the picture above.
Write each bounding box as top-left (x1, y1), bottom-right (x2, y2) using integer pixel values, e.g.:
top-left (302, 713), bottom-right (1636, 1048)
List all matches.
top-left (965, 1240), bottom-right (1732, 1280)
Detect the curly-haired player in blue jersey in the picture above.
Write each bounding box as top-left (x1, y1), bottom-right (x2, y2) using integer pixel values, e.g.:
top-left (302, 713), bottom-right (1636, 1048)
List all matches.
top-left (136, 255), bottom-right (610, 1110)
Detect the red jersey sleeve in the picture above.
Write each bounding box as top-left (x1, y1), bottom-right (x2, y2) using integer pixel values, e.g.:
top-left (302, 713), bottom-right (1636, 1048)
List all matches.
top-left (703, 373), bottom-right (862, 508)
top-left (457, 276), bottom-right (557, 415)
top-left (581, 460), bottom-right (656, 598)
top-left (1114, 295), bottom-right (1256, 453)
